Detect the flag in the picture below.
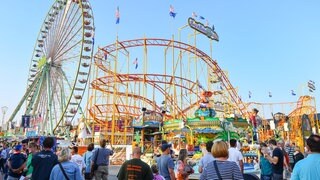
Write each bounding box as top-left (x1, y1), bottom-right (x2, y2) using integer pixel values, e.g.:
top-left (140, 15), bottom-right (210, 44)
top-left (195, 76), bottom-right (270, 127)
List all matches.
top-left (103, 51), bottom-right (108, 60)
top-left (268, 92), bottom-right (272, 98)
top-left (21, 115), bottom-right (31, 128)
top-left (199, 16), bottom-right (205, 20)
top-left (133, 58), bottom-right (138, 69)
top-left (205, 20), bottom-right (209, 26)
top-left (308, 80), bottom-right (316, 91)
top-left (192, 12), bottom-right (198, 18)
top-left (291, 90), bottom-right (296, 96)
top-left (196, 79), bottom-right (203, 89)
top-left (249, 91), bottom-right (252, 99)
top-left (115, 6), bottom-right (120, 24)
top-left (169, 5), bottom-right (177, 18)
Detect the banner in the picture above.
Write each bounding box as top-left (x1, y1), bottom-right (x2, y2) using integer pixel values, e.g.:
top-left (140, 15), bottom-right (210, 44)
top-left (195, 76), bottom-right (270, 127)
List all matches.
top-left (21, 115), bottom-right (31, 128)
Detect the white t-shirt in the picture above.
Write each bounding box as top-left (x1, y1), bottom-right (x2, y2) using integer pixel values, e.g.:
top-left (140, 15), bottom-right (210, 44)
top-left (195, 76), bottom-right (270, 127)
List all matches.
top-left (71, 154), bottom-right (86, 171)
top-left (78, 122), bottom-right (87, 138)
top-left (227, 147), bottom-right (243, 168)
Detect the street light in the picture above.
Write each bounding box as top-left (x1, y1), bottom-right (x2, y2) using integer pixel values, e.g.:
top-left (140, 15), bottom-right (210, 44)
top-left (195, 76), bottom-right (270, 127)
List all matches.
top-left (1, 106), bottom-right (8, 131)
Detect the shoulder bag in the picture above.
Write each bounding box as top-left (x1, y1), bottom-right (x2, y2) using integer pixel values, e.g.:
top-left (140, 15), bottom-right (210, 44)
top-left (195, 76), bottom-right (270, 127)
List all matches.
top-left (213, 160), bottom-right (222, 180)
top-left (58, 162), bottom-right (70, 180)
top-left (92, 148), bottom-right (100, 172)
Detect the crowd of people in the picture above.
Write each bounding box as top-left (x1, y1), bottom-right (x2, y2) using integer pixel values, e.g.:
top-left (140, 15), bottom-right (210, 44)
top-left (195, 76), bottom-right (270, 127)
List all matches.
top-left (116, 134), bottom-right (320, 180)
top-left (0, 137), bottom-right (114, 180)
top-left (0, 134), bottom-right (319, 180)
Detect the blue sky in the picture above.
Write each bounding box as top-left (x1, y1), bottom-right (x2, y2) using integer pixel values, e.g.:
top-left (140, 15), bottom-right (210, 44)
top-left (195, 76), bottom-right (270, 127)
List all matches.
top-left (1, 0), bottom-right (320, 122)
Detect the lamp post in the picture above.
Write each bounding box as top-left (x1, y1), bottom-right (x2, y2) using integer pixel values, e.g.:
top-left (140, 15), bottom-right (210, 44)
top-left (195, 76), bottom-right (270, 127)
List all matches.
top-left (1, 106), bottom-right (8, 132)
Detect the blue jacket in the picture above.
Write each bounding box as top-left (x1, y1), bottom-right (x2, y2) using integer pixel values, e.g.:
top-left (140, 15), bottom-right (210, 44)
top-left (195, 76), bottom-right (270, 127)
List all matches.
top-left (49, 161), bottom-right (83, 180)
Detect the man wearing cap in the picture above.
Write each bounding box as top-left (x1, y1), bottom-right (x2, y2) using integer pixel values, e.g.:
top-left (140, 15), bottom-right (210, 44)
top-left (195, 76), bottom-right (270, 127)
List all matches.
top-left (7, 145), bottom-right (27, 180)
top-left (117, 147), bottom-right (153, 180)
top-left (157, 143), bottom-right (175, 180)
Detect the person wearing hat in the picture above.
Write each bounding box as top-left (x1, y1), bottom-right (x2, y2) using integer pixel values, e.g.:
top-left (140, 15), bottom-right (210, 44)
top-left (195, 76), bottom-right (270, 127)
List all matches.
top-left (7, 144), bottom-right (27, 180)
top-left (156, 143), bottom-right (175, 180)
top-left (117, 147), bottom-right (153, 180)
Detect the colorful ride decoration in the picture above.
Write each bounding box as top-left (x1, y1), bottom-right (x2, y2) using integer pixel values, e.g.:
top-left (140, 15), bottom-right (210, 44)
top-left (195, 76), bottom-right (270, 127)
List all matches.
top-left (252, 95), bottom-right (318, 147)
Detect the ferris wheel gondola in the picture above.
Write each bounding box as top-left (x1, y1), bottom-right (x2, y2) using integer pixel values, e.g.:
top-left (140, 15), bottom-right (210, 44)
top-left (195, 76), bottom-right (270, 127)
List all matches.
top-left (8, 0), bottom-right (95, 135)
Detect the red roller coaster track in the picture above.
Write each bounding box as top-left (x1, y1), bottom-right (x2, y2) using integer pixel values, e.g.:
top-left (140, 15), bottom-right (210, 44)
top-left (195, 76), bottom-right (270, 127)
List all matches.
top-left (93, 38), bottom-right (250, 119)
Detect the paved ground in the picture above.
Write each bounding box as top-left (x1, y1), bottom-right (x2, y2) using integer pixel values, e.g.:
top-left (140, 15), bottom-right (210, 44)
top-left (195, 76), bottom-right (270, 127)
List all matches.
top-left (108, 165), bottom-right (121, 180)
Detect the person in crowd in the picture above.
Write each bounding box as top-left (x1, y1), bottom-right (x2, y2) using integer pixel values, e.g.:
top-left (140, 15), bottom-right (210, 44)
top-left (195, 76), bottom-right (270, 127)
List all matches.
top-left (156, 143), bottom-right (175, 180)
top-left (277, 139), bottom-right (291, 173)
top-left (228, 139), bottom-right (244, 173)
top-left (293, 146), bottom-right (304, 168)
top-left (1, 143), bottom-right (10, 178)
top-left (291, 134), bottom-right (320, 180)
top-left (21, 139), bottom-right (29, 155)
top-left (117, 147), bottom-right (153, 180)
top-left (70, 146), bottom-right (86, 174)
top-left (31, 137), bottom-right (58, 180)
top-left (264, 139), bottom-right (284, 180)
top-left (198, 141), bottom-right (214, 173)
top-left (151, 164), bottom-right (165, 180)
top-left (176, 149), bottom-right (193, 180)
top-left (91, 139), bottom-right (114, 180)
top-left (200, 141), bottom-right (243, 180)
top-left (259, 143), bottom-right (272, 180)
top-left (83, 143), bottom-right (94, 180)
top-left (49, 147), bottom-right (82, 180)
top-left (7, 145), bottom-right (27, 180)
top-left (199, 142), bottom-right (207, 155)
top-left (24, 142), bottom-right (39, 180)
top-left (284, 141), bottom-right (295, 170)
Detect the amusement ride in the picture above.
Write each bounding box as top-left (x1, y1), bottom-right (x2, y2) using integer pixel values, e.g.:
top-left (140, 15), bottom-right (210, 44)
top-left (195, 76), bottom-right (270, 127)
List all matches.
top-left (6, 0), bottom-right (95, 136)
top-left (2, 0), bottom-right (319, 170)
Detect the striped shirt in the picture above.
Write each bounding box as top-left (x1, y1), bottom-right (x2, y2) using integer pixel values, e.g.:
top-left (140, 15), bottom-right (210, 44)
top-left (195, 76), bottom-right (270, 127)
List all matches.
top-left (200, 160), bottom-right (243, 180)
top-left (285, 146), bottom-right (295, 163)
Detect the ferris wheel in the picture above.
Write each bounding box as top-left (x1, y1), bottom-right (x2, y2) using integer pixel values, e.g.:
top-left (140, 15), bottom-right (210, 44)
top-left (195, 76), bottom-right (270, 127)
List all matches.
top-left (8, 0), bottom-right (94, 135)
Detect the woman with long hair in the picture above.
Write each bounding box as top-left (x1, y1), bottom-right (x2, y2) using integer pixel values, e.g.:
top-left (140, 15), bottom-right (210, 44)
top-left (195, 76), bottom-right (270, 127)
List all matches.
top-left (259, 143), bottom-right (273, 180)
top-left (176, 149), bottom-right (193, 180)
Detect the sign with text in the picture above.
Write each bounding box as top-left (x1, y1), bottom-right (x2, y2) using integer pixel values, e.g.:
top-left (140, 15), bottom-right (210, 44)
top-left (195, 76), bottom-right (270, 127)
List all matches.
top-left (188, 17), bottom-right (219, 41)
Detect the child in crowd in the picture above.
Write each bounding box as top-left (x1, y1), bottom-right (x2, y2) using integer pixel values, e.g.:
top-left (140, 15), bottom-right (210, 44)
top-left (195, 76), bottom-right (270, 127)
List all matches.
top-left (151, 164), bottom-right (165, 180)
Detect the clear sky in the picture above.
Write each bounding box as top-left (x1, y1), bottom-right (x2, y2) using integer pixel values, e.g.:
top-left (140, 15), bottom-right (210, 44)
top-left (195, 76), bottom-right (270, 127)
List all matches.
top-left (1, 0), bottom-right (320, 122)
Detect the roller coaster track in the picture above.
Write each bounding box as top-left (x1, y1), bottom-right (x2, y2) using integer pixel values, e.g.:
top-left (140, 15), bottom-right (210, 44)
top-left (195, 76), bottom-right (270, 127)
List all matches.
top-left (94, 38), bottom-right (250, 119)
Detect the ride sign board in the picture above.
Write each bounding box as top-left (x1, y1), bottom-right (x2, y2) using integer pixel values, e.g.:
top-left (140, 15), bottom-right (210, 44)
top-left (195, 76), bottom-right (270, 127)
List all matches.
top-left (188, 17), bottom-right (219, 42)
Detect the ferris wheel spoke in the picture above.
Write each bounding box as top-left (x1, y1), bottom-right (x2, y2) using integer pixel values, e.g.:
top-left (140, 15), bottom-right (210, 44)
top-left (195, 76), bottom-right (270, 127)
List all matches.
top-left (47, 19), bottom-right (66, 57)
top-left (56, 54), bottom-right (81, 63)
top-left (46, 2), bottom-right (77, 57)
top-left (54, 7), bottom-right (81, 57)
top-left (54, 19), bottom-right (82, 60)
top-left (53, 2), bottom-right (79, 48)
top-left (54, 39), bottom-right (82, 61)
